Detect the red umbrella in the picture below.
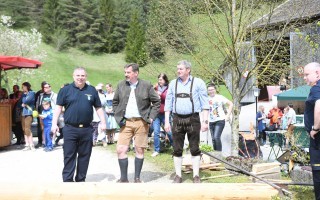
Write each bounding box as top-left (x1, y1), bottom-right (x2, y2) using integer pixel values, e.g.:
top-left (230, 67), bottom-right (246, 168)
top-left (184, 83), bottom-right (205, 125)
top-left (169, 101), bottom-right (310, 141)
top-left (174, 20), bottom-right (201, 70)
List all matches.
top-left (0, 56), bottom-right (43, 88)
top-left (0, 56), bottom-right (42, 70)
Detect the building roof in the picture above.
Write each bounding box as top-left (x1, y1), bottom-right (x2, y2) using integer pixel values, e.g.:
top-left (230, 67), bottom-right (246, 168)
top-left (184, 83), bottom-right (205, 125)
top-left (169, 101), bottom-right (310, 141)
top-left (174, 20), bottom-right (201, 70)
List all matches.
top-left (251, 0), bottom-right (320, 28)
top-left (276, 85), bottom-right (311, 101)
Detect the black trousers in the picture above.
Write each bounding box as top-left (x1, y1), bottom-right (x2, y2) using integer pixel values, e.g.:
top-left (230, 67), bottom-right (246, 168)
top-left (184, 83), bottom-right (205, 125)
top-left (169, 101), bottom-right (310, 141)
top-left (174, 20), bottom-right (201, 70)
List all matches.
top-left (62, 125), bottom-right (93, 182)
top-left (172, 113), bottom-right (201, 157)
top-left (310, 134), bottom-right (320, 200)
top-left (12, 122), bottom-right (23, 143)
top-left (36, 117), bottom-right (42, 144)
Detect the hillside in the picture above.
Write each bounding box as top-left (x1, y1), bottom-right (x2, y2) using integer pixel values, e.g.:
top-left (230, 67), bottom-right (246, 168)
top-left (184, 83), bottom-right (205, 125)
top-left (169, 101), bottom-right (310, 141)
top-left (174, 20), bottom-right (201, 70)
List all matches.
top-left (4, 44), bottom-right (160, 93)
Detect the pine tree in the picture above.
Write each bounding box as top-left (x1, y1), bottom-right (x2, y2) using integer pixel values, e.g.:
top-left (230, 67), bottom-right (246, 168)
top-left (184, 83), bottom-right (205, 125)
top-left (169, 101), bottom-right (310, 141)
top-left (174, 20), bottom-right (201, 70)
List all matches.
top-left (40, 0), bottom-right (61, 44)
top-left (0, 0), bottom-right (31, 28)
top-left (125, 11), bottom-right (147, 66)
top-left (25, 0), bottom-right (45, 28)
top-left (146, 0), bottom-right (195, 60)
top-left (99, 0), bottom-right (115, 52)
top-left (107, 0), bottom-right (147, 53)
top-left (76, 0), bottom-right (106, 53)
top-left (59, 0), bottom-right (87, 47)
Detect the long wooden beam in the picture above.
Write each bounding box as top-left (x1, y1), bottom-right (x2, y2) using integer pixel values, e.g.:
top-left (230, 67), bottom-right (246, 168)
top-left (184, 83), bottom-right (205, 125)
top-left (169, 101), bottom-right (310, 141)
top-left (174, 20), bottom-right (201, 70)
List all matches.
top-left (0, 183), bottom-right (279, 199)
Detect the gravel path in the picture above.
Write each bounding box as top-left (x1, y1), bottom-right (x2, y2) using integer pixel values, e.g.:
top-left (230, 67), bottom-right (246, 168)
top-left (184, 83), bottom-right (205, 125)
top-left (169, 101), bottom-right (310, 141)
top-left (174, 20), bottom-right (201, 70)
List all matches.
top-left (0, 140), bottom-right (173, 183)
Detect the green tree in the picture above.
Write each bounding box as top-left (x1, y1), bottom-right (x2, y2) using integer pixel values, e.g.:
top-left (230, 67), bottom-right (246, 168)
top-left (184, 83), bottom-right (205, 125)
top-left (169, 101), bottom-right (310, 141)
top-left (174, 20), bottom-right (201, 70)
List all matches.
top-left (0, 0), bottom-right (31, 28)
top-left (40, 0), bottom-right (61, 44)
top-left (58, 0), bottom-right (87, 47)
top-left (148, 0), bottom-right (297, 156)
top-left (146, 0), bottom-right (194, 61)
top-left (125, 11), bottom-right (147, 66)
top-left (76, 0), bottom-right (106, 53)
top-left (25, 0), bottom-right (45, 28)
top-left (107, 0), bottom-right (148, 53)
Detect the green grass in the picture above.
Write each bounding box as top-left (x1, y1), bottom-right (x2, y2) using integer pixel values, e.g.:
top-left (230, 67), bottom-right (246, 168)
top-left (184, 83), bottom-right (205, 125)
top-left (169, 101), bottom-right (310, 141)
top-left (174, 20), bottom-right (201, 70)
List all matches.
top-left (100, 142), bottom-right (314, 199)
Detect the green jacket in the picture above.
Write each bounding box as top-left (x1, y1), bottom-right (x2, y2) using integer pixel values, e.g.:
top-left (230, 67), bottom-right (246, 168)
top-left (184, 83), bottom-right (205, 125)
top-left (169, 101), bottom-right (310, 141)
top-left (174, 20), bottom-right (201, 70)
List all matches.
top-left (113, 79), bottom-right (160, 125)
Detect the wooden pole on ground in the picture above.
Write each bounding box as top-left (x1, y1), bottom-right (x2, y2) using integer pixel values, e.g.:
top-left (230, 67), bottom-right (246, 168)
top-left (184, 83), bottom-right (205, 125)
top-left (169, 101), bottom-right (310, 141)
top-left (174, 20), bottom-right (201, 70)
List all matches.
top-left (0, 183), bottom-right (279, 200)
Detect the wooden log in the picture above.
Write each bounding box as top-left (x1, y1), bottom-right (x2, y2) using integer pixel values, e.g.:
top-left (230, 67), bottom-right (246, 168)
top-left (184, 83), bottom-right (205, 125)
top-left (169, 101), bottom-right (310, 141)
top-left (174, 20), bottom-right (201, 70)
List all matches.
top-left (182, 154), bottom-right (212, 166)
top-left (185, 163), bottom-right (222, 169)
top-left (209, 167), bottom-right (225, 171)
top-left (252, 162), bottom-right (280, 173)
top-left (252, 166), bottom-right (280, 176)
top-left (0, 183), bottom-right (279, 200)
top-left (201, 174), bottom-right (235, 180)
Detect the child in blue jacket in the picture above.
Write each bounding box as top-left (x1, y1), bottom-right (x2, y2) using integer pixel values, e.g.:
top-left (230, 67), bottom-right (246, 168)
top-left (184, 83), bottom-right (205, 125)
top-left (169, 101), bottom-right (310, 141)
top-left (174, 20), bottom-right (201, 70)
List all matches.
top-left (39, 98), bottom-right (53, 152)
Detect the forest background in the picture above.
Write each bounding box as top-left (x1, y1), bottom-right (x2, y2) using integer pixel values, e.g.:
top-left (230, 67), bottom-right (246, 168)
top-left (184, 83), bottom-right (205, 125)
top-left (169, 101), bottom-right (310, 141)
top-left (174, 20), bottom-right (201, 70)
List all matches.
top-left (0, 0), bottom-right (235, 95)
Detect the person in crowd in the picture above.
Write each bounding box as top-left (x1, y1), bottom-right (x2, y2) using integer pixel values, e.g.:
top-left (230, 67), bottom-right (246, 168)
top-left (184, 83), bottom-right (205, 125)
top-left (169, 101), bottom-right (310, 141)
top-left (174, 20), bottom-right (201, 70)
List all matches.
top-left (51, 67), bottom-right (106, 182)
top-left (54, 83), bottom-right (69, 146)
top-left (151, 73), bottom-right (173, 157)
top-left (286, 103), bottom-right (296, 146)
top-left (11, 93), bottom-right (24, 145)
top-left (39, 98), bottom-right (54, 152)
top-left (279, 73), bottom-right (288, 91)
top-left (105, 83), bottom-right (117, 144)
top-left (20, 82), bottom-right (35, 151)
top-left (0, 88), bottom-right (8, 100)
top-left (282, 104), bottom-right (296, 149)
top-left (91, 84), bottom-right (107, 147)
top-left (164, 60), bottom-right (209, 183)
top-left (256, 105), bottom-right (267, 146)
top-left (267, 104), bottom-right (283, 130)
top-left (207, 83), bottom-right (233, 151)
top-left (55, 107), bottom-right (65, 146)
top-left (36, 82), bottom-right (57, 148)
top-left (34, 81), bottom-right (47, 148)
top-left (9, 85), bottom-right (24, 145)
top-left (9, 85), bottom-right (23, 100)
top-left (303, 62), bottom-right (320, 200)
top-left (113, 63), bottom-right (160, 183)
top-left (281, 106), bottom-right (289, 130)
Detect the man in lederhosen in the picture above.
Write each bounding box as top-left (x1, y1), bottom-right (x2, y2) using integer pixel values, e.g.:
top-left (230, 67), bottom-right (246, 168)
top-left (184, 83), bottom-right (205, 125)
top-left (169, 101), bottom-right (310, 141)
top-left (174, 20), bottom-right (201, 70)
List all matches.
top-left (165, 60), bottom-right (209, 183)
top-left (304, 62), bottom-right (320, 200)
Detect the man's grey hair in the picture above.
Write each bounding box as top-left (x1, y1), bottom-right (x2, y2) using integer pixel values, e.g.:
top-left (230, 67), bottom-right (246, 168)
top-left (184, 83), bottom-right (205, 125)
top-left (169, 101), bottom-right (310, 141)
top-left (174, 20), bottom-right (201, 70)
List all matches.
top-left (73, 66), bottom-right (87, 74)
top-left (124, 63), bottom-right (139, 72)
top-left (178, 60), bottom-right (192, 69)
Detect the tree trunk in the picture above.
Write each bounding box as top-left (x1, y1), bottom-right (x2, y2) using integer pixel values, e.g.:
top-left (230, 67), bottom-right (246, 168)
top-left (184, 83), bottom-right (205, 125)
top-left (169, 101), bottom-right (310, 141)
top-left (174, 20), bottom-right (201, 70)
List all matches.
top-left (231, 96), bottom-right (241, 156)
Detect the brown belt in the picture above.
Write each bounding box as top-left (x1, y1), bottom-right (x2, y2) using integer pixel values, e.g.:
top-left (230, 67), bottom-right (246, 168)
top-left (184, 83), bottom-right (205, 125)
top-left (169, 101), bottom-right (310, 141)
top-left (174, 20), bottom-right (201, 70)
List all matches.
top-left (125, 117), bottom-right (142, 122)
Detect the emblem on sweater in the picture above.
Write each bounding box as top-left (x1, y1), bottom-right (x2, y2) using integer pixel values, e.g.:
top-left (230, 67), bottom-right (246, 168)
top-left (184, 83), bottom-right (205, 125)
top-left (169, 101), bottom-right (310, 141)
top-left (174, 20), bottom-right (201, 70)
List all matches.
top-left (85, 94), bottom-right (92, 100)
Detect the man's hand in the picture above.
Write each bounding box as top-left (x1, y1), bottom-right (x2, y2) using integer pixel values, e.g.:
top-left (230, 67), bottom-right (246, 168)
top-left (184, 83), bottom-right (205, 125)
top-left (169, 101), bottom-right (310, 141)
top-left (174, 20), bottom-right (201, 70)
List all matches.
top-left (201, 122), bottom-right (208, 132)
top-left (51, 124), bottom-right (59, 134)
top-left (99, 123), bottom-right (106, 132)
top-left (165, 122), bottom-right (171, 133)
top-left (310, 130), bottom-right (318, 139)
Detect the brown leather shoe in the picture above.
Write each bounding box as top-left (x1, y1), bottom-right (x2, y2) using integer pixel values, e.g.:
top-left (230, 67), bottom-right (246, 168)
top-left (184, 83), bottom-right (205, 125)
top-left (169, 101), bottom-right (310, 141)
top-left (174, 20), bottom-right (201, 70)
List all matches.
top-left (193, 175), bottom-right (201, 183)
top-left (116, 179), bottom-right (129, 183)
top-left (134, 178), bottom-right (142, 183)
top-left (172, 175), bottom-right (182, 183)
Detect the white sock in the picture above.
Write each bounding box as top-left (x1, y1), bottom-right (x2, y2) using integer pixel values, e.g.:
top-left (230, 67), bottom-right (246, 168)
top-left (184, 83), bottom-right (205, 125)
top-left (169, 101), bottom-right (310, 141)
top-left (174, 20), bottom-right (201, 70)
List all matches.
top-left (173, 156), bottom-right (183, 177)
top-left (191, 156), bottom-right (200, 177)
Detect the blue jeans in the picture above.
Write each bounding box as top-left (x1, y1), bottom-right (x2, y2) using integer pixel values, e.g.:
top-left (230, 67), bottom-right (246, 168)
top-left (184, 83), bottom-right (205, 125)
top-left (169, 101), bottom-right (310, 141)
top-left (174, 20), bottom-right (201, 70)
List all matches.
top-left (209, 120), bottom-right (225, 151)
top-left (152, 114), bottom-right (173, 153)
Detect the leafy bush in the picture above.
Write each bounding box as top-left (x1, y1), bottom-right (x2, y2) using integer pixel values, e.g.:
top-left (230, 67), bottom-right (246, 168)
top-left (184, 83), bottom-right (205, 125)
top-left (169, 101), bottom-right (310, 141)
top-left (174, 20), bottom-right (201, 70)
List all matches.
top-left (200, 144), bottom-right (213, 152)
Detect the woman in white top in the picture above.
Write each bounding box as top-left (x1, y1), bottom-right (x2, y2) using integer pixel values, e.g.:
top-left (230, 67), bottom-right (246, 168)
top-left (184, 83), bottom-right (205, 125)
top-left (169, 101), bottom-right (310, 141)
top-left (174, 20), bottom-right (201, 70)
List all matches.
top-left (207, 83), bottom-right (233, 151)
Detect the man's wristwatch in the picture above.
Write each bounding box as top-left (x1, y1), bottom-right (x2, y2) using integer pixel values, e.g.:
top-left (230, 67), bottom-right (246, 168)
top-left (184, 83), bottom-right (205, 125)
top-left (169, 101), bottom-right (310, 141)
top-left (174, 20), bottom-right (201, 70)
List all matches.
top-left (312, 126), bottom-right (319, 132)
top-left (203, 120), bottom-right (208, 124)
